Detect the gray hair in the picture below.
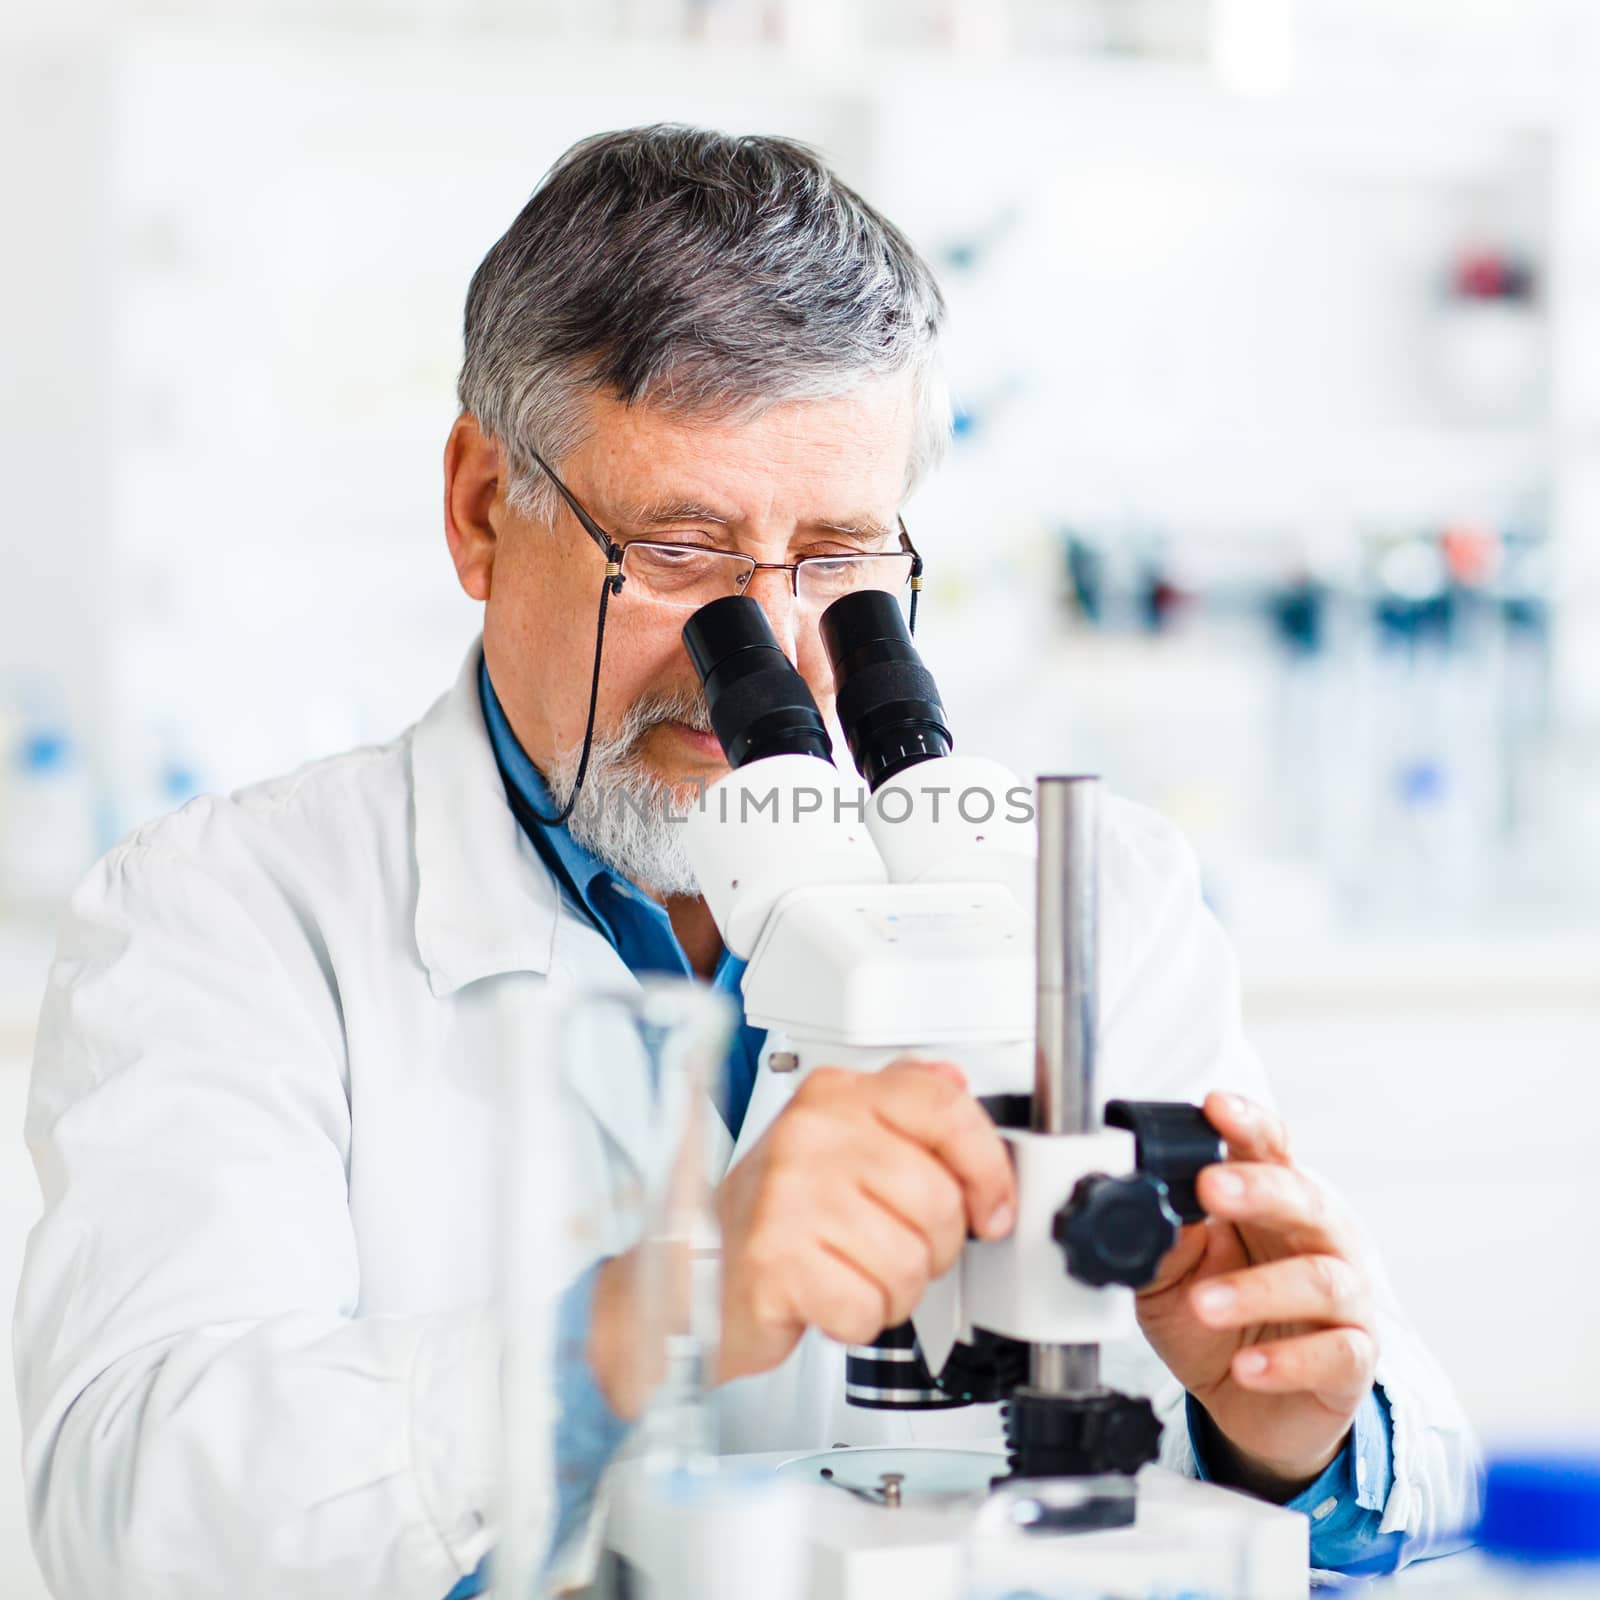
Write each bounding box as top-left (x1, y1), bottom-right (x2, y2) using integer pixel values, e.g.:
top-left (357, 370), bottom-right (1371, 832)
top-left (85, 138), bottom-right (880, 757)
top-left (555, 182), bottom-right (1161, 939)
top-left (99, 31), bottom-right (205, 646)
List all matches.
top-left (457, 124), bottom-right (949, 523)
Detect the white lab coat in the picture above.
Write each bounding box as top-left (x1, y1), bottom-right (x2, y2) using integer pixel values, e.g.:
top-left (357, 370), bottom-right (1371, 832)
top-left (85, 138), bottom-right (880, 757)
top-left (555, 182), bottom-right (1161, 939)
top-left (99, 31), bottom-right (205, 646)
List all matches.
top-left (13, 644), bottom-right (1479, 1600)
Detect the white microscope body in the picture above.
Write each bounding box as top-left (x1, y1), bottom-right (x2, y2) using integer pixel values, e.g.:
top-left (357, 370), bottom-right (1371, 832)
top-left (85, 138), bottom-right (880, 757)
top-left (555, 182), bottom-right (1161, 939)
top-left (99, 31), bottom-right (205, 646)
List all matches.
top-left (686, 750), bottom-right (1140, 1374)
top-left (602, 594), bottom-right (1307, 1599)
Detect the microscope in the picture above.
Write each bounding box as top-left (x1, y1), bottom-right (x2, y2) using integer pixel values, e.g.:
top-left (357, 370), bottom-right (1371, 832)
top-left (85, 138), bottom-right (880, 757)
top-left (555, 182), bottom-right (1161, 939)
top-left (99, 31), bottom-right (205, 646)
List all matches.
top-left (602, 592), bottom-right (1308, 1598)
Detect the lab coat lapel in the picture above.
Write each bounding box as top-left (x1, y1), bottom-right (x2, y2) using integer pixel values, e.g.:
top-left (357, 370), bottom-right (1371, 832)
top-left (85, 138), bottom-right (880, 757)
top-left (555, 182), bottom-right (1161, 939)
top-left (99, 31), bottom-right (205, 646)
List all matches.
top-left (409, 642), bottom-right (659, 1180)
top-left (408, 641), bottom-right (737, 1186)
top-left (544, 921), bottom-right (664, 1186)
top-left (410, 643), bottom-right (561, 994)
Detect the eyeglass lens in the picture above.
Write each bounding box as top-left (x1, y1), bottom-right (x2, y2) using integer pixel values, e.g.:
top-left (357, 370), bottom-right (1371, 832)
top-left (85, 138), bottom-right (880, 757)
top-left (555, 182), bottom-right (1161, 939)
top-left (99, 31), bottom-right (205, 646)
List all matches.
top-left (619, 545), bottom-right (915, 610)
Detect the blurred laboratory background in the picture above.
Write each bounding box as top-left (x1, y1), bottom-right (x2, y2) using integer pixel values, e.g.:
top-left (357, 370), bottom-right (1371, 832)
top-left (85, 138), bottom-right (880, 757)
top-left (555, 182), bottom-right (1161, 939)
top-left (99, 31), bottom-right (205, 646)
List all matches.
top-left (2, 1), bottom-right (1598, 1592)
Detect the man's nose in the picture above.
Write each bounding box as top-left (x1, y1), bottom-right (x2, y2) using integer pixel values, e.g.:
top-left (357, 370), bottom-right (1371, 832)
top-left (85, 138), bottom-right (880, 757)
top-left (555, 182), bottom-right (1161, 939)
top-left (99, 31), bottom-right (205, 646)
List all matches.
top-left (742, 566), bottom-right (800, 663)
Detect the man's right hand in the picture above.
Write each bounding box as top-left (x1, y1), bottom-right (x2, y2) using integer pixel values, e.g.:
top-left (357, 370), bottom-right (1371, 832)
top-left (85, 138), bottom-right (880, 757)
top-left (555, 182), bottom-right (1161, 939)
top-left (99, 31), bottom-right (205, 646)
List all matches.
top-left (711, 1057), bottom-right (1016, 1384)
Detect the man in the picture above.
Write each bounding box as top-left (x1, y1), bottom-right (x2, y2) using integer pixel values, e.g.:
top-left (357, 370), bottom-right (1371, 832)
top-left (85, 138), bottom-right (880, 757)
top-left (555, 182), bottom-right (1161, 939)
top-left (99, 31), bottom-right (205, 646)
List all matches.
top-left (14, 127), bottom-right (1477, 1599)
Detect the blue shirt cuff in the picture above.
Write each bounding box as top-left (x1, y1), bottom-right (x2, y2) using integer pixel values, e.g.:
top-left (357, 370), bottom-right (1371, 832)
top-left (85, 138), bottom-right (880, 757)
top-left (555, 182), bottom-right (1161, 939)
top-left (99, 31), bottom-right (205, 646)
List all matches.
top-left (551, 1260), bottom-right (633, 1556)
top-left (1186, 1384), bottom-right (1394, 1571)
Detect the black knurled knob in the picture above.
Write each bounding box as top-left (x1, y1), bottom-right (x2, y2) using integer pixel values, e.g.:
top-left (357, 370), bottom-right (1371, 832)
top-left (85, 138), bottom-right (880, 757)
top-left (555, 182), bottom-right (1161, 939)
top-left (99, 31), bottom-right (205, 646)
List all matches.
top-left (1053, 1172), bottom-right (1182, 1289)
top-left (1003, 1387), bottom-right (1164, 1481)
top-left (1105, 1100), bottom-right (1225, 1225)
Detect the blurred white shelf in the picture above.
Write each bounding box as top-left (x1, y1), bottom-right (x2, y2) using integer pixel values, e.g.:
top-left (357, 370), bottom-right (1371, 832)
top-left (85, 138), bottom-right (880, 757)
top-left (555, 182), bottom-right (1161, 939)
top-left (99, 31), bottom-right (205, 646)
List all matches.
top-left (112, 22), bottom-right (1557, 181)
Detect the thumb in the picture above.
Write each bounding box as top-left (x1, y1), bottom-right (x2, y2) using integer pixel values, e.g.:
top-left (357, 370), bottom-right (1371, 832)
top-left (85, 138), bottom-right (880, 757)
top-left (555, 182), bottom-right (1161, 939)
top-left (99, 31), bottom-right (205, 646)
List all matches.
top-left (1136, 1220), bottom-right (1208, 1301)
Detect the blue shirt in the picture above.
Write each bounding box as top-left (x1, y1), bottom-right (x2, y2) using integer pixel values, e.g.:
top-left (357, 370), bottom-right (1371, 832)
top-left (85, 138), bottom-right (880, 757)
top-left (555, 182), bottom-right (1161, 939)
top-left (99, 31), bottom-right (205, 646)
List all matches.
top-left (1188, 1384), bottom-right (1395, 1572)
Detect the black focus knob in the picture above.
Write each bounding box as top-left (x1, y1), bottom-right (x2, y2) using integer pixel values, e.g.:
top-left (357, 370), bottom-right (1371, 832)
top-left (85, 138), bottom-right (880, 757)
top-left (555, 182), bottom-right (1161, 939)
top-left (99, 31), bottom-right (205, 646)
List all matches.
top-left (1053, 1173), bottom-right (1181, 1289)
top-left (1003, 1387), bottom-right (1165, 1484)
top-left (1105, 1099), bottom-right (1225, 1225)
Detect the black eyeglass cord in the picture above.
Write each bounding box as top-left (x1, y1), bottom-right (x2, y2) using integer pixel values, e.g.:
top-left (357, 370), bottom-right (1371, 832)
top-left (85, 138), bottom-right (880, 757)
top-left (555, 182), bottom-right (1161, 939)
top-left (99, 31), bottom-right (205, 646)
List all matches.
top-left (515, 556), bottom-right (625, 828)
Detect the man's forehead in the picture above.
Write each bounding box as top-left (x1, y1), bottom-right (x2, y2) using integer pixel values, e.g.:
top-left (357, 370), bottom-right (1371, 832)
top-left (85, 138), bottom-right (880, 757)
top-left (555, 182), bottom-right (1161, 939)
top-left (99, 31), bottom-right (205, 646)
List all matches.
top-left (597, 371), bottom-right (909, 438)
top-left (575, 384), bottom-right (914, 536)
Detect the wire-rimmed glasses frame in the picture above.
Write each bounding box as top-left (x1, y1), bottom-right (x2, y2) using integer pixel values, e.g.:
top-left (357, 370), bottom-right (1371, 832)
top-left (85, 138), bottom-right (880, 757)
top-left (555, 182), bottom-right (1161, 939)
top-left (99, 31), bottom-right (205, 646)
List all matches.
top-left (525, 446), bottom-right (925, 628)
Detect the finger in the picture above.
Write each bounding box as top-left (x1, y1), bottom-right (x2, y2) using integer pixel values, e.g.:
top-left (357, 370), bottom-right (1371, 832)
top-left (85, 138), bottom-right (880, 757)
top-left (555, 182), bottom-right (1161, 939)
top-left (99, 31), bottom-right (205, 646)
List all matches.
top-left (1203, 1091), bottom-right (1291, 1166)
top-left (1198, 1162), bottom-right (1354, 1258)
top-left (804, 1243), bottom-right (895, 1348)
top-left (1231, 1326), bottom-right (1377, 1410)
top-left (871, 1061), bottom-right (1016, 1240)
top-left (1191, 1254), bottom-right (1372, 1333)
top-left (855, 1137), bottom-right (969, 1277)
top-left (813, 1183), bottom-right (938, 1327)
top-left (1136, 1218), bottom-right (1209, 1299)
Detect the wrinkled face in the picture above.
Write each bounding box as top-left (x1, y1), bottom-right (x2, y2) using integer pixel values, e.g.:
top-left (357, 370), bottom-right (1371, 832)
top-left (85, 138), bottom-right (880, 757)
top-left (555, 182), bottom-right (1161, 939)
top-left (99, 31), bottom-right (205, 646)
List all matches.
top-left (445, 378), bottom-right (916, 812)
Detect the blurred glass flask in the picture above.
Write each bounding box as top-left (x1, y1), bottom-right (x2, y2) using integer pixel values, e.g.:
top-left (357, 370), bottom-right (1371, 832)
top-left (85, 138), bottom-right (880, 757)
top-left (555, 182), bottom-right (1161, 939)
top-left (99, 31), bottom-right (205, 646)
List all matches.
top-left (0, 710), bottom-right (100, 912)
top-left (498, 976), bottom-right (808, 1600)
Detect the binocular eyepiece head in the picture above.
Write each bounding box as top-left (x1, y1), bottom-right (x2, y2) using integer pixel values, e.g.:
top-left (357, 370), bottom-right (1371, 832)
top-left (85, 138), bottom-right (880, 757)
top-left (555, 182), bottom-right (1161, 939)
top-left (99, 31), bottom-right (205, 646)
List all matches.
top-left (819, 590), bottom-right (952, 790)
top-left (680, 596), bottom-right (833, 769)
top-left (680, 589), bottom-right (952, 788)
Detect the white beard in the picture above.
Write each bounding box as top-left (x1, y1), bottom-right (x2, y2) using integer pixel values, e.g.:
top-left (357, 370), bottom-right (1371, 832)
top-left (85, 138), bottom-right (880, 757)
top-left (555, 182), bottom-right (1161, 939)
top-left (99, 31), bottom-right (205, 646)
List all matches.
top-left (543, 685), bottom-right (714, 898)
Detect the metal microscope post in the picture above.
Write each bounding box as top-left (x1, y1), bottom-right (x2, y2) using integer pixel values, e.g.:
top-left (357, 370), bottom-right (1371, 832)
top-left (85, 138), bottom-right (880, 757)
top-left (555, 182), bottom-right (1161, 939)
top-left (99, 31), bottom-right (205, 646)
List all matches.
top-left (1031, 775), bottom-right (1101, 1397)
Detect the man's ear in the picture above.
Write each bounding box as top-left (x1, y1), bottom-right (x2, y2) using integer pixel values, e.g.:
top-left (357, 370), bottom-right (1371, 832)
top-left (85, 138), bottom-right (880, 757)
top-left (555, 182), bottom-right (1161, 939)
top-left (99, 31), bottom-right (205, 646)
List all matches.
top-left (443, 412), bottom-right (502, 602)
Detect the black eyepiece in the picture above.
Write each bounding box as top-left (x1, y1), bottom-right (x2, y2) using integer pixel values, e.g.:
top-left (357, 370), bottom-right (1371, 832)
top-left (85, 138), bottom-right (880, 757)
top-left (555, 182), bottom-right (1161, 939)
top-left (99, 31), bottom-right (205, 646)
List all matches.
top-left (681, 596), bottom-right (832, 769)
top-left (820, 591), bottom-right (952, 790)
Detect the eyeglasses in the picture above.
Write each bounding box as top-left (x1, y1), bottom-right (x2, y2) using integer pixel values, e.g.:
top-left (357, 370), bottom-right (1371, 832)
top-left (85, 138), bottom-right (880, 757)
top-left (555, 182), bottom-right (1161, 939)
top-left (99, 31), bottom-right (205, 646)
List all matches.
top-left (526, 447), bottom-right (924, 629)
top-left (511, 445), bottom-right (926, 829)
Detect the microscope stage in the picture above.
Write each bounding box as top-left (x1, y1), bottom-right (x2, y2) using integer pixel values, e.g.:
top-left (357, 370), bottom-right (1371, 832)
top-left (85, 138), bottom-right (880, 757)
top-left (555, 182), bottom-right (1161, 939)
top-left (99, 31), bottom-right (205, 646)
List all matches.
top-left (607, 1445), bottom-right (1308, 1600)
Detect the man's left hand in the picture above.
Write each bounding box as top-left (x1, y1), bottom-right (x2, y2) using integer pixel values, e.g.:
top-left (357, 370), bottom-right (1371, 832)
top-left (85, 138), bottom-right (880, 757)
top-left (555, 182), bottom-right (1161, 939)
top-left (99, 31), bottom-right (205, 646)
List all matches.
top-left (1134, 1091), bottom-right (1380, 1500)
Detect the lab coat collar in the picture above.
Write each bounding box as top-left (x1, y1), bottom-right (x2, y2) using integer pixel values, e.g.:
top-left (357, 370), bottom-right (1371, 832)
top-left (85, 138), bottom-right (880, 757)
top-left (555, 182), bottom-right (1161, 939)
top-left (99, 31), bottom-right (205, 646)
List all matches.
top-left (410, 641), bottom-right (691, 1183)
top-left (410, 640), bottom-right (562, 997)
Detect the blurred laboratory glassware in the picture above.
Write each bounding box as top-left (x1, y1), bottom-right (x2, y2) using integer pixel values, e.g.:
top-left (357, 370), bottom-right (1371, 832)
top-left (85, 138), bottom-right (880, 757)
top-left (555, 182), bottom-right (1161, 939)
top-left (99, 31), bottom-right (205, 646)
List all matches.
top-left (1432, 248), bottom-right (1546, 426)
top-left (0, 708), bottom-right (99, 913)
top-left (1389, 1454), bottom-right (1600, 1596)
top-left (498, 977), bottom-right (742, 1598)
top-left (1053, 510), bottom-right (1565, 935)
